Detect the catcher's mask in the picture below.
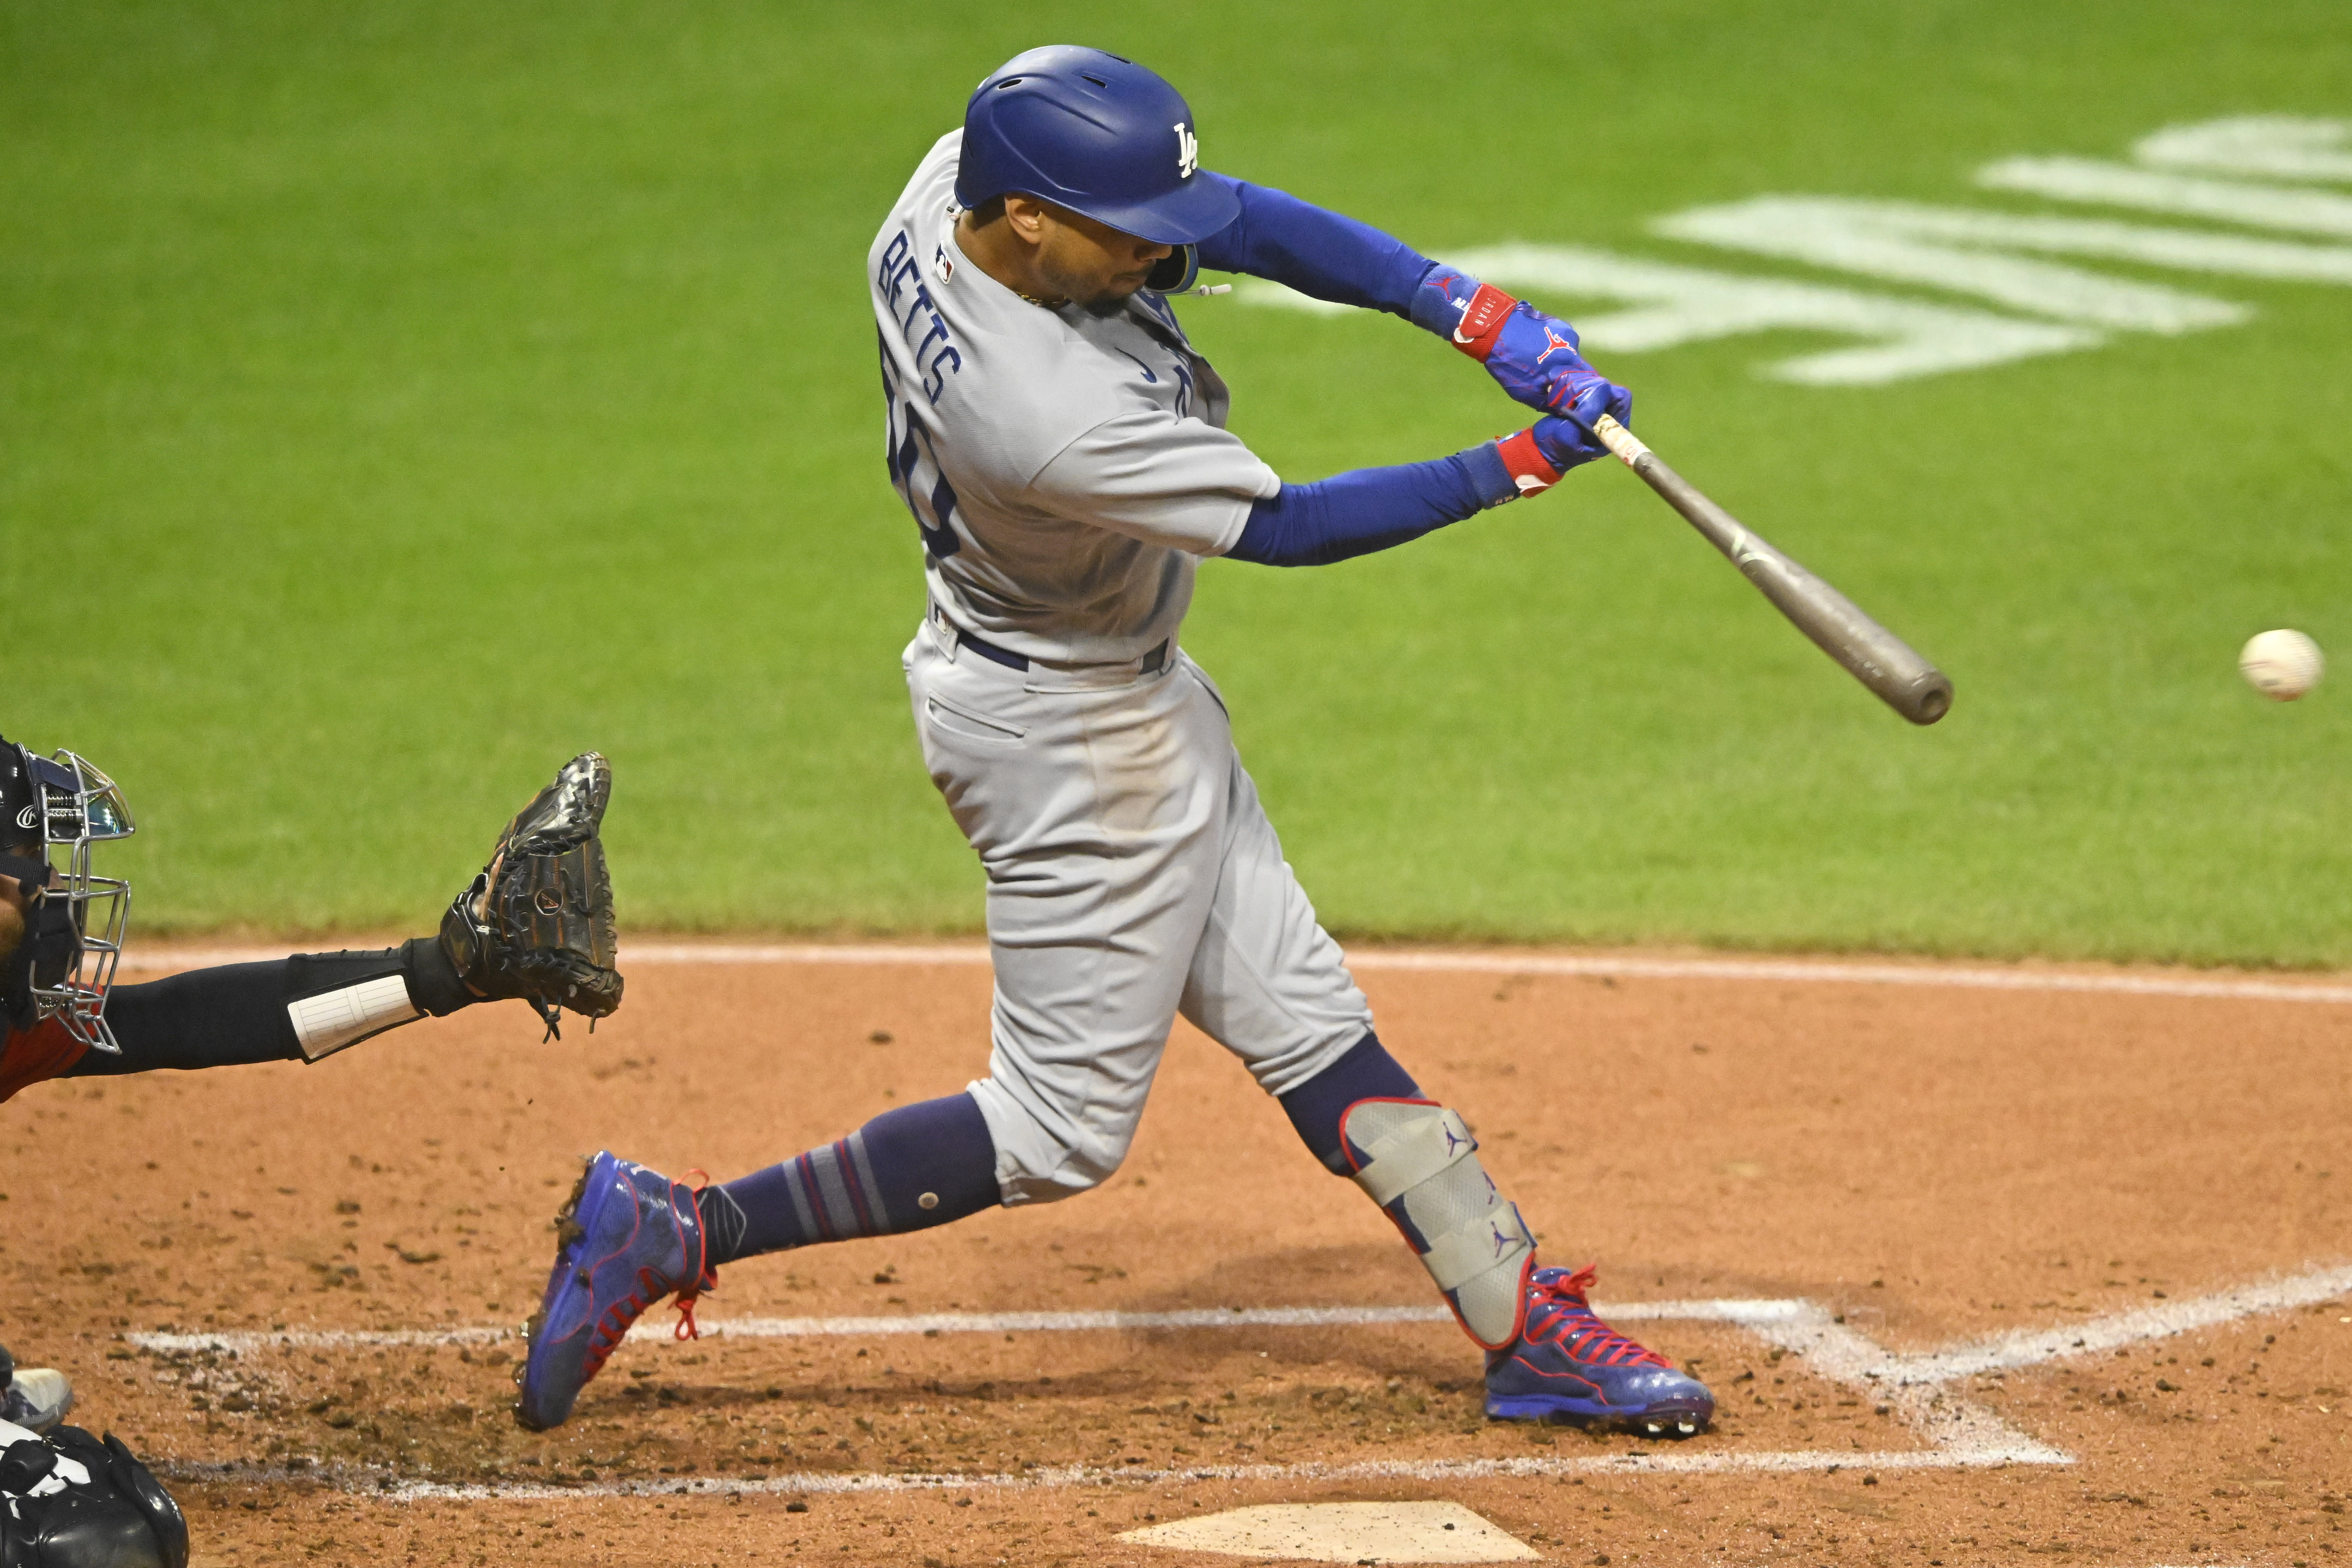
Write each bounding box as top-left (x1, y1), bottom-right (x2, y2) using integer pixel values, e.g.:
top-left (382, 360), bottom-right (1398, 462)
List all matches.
top-left (1, 739), bottom-right (135, 1053)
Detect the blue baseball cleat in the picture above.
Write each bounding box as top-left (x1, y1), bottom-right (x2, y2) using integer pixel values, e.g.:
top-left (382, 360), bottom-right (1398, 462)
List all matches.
top-left (1485, 1265), bottom-right (1714, 1436)
top-left (514, 1151), bottom-right (710, 1432)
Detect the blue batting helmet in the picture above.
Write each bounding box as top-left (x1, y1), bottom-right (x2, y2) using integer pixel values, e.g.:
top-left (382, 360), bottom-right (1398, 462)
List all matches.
top-left (955, 46), bottom-right (1239, 247)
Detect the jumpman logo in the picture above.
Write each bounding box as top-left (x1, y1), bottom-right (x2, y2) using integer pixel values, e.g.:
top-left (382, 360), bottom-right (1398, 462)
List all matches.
top-left (1535, 325), bottom-right (1577, 366)
top-left (1421, 272), bottom-right (1471, 325)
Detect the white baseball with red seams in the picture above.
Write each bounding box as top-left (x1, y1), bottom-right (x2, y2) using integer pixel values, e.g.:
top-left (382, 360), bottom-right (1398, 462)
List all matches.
top-left (2238, 627), bottom-right (2323, 700)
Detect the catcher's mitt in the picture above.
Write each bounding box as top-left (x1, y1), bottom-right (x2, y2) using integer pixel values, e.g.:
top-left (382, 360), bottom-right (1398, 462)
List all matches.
top-left (439, 752), bottom-right (621, 1037)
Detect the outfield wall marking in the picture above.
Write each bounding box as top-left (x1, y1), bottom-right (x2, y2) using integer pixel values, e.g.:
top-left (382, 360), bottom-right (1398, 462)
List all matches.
top-left (113, 942), bottom-right (2352, 1006)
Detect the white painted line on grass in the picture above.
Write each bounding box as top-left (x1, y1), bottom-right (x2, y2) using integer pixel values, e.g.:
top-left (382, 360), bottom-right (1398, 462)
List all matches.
top-left (114, 941), bottom-right (2352, 1006)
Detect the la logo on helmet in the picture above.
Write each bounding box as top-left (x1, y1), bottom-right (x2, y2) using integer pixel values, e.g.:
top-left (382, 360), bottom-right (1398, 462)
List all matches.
top-left (1174, 122), bottom-right (1198, 178)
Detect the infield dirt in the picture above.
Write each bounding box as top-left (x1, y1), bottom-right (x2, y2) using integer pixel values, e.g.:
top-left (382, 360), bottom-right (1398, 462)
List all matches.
top-left (4, 949), bottom-right (2347, 1565)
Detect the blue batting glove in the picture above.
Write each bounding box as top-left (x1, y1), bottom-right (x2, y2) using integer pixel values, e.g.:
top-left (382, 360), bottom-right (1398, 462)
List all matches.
top-left (1529, 414), bottom-right (1606, 475)
top-left (1533, 380), bottom-right (1632, 468)
top-left (1492, 396), bottom-right (1624, 500)
top-left (1414, 267), bottom-right (1629, 425)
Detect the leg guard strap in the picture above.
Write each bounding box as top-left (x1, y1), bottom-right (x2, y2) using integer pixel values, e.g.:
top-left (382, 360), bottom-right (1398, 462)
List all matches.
top-left (1342, 1097), bottom-right (1534, 1350)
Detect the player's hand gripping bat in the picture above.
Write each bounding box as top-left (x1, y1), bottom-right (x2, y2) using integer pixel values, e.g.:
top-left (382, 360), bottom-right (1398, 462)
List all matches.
top-left (1588, 413), bottom-right (1953, 726)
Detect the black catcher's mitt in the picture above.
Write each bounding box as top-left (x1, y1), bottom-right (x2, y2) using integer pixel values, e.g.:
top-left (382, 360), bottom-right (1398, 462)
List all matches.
top-left (439, 752), bottom-right (621, 1037)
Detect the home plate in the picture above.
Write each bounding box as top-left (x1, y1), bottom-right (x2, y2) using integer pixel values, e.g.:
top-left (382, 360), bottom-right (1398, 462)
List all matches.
top-left (1117, 1501), bottom-right (1541, 1562)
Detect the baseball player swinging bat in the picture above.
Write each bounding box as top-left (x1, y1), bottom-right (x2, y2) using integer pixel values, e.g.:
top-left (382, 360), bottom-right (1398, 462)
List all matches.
top-left (1587, 413), bottom-right (1953, 725)
top-left (514, 44), bottom-right (1734, 1442)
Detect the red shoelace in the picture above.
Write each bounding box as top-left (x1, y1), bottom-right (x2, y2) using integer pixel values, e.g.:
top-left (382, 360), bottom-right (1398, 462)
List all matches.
top-left (1524, 1265), bottom-right (1672, 1368)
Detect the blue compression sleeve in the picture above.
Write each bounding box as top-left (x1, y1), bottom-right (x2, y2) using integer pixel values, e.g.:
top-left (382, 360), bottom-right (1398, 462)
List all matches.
top-left (1195, 173), bottom-right (1438, 319)
top-left (1228, 444), bottom-right (1520, 567)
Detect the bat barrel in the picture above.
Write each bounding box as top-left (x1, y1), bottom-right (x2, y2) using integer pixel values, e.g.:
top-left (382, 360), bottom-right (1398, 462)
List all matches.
top-left (1590, 415), bottom-right (1953, 726)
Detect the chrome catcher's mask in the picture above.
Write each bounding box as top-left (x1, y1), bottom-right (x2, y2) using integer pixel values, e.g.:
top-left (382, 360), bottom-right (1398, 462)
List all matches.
top-left (1, 740), bottom-right (135, 1052)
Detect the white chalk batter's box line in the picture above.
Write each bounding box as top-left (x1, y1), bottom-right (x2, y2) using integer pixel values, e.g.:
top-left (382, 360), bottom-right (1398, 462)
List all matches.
top-left (115, 940), bottom-right (2352, 1005)
top-left (140, 1263), bottom-right (2352, 1502)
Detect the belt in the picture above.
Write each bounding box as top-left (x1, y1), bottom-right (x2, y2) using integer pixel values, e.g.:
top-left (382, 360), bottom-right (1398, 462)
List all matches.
top-left (955, 629), bottom-right (1031, 671)
top-left (946, 620), bottom-right (1169, 677)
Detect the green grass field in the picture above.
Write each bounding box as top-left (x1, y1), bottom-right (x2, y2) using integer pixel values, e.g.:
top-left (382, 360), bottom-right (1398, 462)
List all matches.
top-left (5, 1), bottom-right (2348, 963)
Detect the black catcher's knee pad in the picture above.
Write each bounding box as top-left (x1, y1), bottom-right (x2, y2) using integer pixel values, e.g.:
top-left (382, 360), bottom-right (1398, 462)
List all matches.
top-left (0, 1425), bottom-right (188, 1568)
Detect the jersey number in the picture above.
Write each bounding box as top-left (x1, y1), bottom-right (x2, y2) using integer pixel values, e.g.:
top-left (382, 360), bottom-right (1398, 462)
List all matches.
top-left (880, 332), bottom-right (962, 559)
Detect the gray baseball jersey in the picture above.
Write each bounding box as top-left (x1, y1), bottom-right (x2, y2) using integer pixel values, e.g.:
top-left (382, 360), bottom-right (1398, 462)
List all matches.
top-left (870, 131), bottom-right (1280, 666)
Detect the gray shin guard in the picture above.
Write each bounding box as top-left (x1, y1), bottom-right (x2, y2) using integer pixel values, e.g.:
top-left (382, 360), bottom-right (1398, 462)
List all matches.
top-left (1341, 1098), bottom-right (1535, 1350)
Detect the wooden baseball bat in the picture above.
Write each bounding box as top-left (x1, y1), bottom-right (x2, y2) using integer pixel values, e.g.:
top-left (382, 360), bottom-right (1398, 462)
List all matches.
top-left (1589, 413), bottom-right (1953, 726)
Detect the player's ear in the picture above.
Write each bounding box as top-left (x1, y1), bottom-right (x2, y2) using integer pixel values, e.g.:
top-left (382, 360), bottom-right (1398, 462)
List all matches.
top-left (1000, 194), bottom-right (1050, 244)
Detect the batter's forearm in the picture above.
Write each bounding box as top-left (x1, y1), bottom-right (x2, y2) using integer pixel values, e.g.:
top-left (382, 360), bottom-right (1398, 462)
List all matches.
top-left (1225, 444), bottom-right (1522, 567)
top-left (1194, 174), bottom-right (1439, 318)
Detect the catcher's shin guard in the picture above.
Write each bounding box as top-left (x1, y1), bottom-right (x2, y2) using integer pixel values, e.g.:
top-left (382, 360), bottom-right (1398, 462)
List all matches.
top-left (440, 752), bottom-right (622, 1037)
top-left (1341, 1098), bottom-right (1535, 1350)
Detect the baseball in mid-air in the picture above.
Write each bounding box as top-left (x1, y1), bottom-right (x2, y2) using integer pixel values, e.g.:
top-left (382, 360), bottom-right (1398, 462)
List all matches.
top-left (2238, 628), bottom-right (2324, 701)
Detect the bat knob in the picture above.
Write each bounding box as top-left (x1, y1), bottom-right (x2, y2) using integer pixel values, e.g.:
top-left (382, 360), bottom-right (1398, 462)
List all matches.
top-left (1906, 673), bottom-right (1955, 726)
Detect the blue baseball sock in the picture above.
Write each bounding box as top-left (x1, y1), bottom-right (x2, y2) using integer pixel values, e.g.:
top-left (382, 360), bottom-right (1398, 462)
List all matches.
top-left (1279, 1031), bottom-right (1423, 1173)
top-left (698, 1092), bottom-right (1001, 1267)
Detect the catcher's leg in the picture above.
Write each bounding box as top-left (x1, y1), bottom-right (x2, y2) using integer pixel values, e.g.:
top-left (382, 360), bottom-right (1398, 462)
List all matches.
top-left (66, 937), bottom-right (479, 1075)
